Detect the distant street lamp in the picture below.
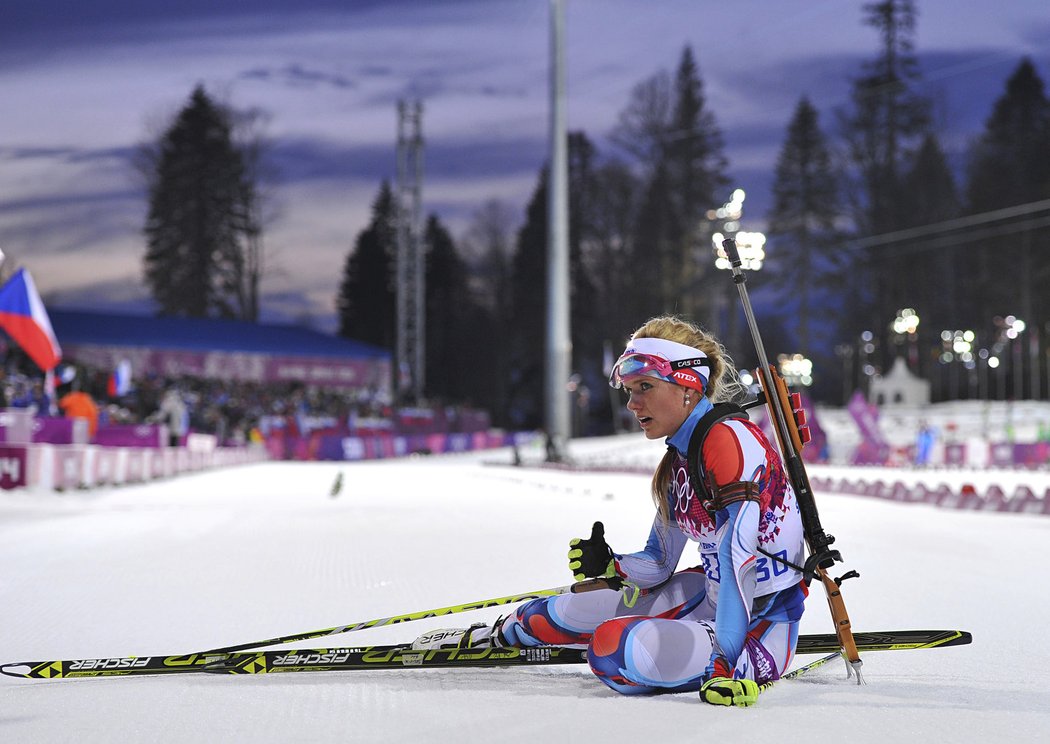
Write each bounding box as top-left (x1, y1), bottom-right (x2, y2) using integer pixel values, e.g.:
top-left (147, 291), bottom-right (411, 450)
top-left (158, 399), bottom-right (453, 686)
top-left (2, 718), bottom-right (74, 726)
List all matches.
top-left (707, 188), bottom-right (746, 232)
top-left (891, 308), bottom-right (920, 372)
top-left (977, 348), bottom-right (990, 400)
top-left (778, 353), bottom-right (813, 387)
top-left (713, 230), bottom-right (765, 271)
top-left (709, 189), bottom-right (766, 271)
top-left (989, 354), bottom-right (1005, 399)
top-left (708, 189), bottom-right (764, 348)
top-left (859, 330), bottom-right (877, 396)
top-left (939, 329), bottom-right (974, 400)
top-left (992, 315), bottom-right (1025, 398)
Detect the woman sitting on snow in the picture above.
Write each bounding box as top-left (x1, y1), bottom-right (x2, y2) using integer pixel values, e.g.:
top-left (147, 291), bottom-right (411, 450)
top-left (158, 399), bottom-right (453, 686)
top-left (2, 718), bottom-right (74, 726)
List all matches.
top-left (415, 315), bottom-right (808, 707)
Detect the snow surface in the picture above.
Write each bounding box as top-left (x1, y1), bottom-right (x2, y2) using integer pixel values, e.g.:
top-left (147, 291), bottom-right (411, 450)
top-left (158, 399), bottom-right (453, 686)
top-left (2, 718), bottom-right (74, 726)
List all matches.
top-left (3, 432), bottom-right (1049, 744)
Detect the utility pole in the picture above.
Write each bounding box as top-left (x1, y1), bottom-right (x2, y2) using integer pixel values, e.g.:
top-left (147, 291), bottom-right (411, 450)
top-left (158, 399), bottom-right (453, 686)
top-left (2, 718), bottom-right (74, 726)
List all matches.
top-left (395, 99), bottom-right (425, 404)
top-left (545, 0), bottom-right (571, 461)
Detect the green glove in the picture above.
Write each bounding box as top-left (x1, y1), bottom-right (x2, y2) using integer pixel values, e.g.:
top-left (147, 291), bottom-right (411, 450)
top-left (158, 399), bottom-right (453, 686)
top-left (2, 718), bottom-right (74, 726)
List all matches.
top-left (568, 521), bottom-right (616, 581)
top-left (700, 677), bottom-right (760, 707)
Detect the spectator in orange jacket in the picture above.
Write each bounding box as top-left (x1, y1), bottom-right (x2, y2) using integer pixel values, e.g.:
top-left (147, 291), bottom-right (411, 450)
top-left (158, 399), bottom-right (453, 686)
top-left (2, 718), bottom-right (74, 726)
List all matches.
top-left (59, 389), bottom-right (99, 439)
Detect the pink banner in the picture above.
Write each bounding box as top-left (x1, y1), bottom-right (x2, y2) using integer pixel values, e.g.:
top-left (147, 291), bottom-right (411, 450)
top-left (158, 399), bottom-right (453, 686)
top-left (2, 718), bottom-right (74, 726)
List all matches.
top-left (847, 391), bottom-right (891, 465)
top-left (93, 424), bottom-right (167, 448)
top-left (33, 416), bottom-right (88, 445)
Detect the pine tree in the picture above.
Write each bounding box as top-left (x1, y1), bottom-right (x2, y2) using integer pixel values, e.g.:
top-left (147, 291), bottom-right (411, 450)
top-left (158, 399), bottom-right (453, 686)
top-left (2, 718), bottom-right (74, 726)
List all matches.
top-left (667, 47), bottom-right (725, 205)
top-left (461, 200), bottom-right (517, 425)
top-left (424, 214), bottom-right (481, 403)
top-left (336, 183), bottom-right (397, 349)
top-left (461, 199), bottom-right (516, 318)
top-left (766, 97), bottom-right (843, 364)
top-left (612, 46), bottom-right (729, 322)
top-left (843, 0), bottom-right (929, 235)
top-left (839, 0), bottom-right (931, 367)
top-left (964, 58), bottom-right (1050, 338)
top-left (506, 134), bottom-right (609, 431)
top-left (630, 162), bottom-right (675, 321)
top-left (566, 132), bottom-right (602, 386)
top-left (967, 59), bottom-right (1050, 210)
top-left (143, 85), bottom-right (260, 319)
top-left (507, 173), bottom-right (549, 428)
top-left (582, 158), bottom-right (641, 348)
top-left (899, 133), bottom-right (960, 340)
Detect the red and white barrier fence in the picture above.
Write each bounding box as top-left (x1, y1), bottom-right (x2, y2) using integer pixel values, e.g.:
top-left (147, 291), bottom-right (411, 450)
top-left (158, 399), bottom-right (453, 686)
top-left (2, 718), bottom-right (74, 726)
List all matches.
top-left (808, 469), bottom-right (1050, 516)
top-left (1, 442), bottom-right (268, 491)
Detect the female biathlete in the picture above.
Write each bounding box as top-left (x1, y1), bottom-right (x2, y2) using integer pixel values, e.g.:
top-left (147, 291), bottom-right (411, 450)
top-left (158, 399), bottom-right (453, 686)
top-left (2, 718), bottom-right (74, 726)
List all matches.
top-left (414, 316), bottom-right (807, 707)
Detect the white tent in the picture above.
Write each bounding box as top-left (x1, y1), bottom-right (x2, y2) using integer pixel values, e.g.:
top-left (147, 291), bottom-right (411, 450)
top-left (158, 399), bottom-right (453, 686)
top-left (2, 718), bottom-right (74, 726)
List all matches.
top-left (869, 357), bottom-right (931, 406)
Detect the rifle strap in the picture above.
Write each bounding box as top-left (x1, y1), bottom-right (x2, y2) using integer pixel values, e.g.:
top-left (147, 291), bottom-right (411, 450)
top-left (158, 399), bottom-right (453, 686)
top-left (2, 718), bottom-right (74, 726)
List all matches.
top-left (685, 402), bottom-right (749, 512)
top-left (704, 480), bottom-right (760, 512)
top-left (757, 546), bottom-right (806, 574)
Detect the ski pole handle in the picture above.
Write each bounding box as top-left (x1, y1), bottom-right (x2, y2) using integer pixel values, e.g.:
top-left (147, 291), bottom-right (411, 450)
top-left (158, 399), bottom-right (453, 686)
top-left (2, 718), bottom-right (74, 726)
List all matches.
top-left (722, 236), bottom-right (743, 271)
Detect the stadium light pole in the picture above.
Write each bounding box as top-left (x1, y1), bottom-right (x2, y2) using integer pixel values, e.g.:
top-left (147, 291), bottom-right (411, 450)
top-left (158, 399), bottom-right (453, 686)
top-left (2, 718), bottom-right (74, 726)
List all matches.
top-left (545, 0), bottom-right (571, 461)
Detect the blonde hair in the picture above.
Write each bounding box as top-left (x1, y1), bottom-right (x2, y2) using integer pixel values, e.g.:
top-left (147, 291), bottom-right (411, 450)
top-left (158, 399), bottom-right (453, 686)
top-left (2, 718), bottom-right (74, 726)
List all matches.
top-left (629, 316), bottom-right (746, 521)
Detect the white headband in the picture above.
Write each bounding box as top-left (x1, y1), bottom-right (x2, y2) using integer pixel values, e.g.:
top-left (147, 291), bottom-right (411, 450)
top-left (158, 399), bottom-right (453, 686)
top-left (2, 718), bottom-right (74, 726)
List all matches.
top-left (623, 337), bottom-right (707, 362)
top-left (614, 336), bottom-right (711, 393)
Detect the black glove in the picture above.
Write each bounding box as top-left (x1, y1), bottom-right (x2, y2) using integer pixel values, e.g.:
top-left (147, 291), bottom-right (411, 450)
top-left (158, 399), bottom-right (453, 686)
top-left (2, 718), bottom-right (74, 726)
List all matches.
top-left (568, 521), bottom-right (616, 581)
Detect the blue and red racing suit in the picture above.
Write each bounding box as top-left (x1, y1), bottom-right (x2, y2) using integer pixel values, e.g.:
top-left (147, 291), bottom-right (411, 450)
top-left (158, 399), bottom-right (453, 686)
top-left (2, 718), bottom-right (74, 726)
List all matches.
top-left (499, 401), bottom-right (807, 694)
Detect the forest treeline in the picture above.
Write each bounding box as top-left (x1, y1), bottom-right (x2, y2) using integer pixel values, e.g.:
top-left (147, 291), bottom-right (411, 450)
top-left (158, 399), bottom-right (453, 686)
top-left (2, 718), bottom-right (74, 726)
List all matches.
top-left (141, 1), bottom-right (1050, 432)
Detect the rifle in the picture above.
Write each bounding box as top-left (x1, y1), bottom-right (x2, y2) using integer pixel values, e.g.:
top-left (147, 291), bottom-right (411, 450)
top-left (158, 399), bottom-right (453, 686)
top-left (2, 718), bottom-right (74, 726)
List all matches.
top-left (721, 237), bottom-right (864, 682)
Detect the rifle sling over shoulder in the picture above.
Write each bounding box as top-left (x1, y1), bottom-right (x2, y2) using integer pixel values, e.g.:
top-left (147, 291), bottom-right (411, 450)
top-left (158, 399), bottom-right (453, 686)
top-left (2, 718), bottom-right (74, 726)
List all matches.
top-left (684, 402), bottom-right (750, 512)
top-left (705, 480), bottom-right (760, 512)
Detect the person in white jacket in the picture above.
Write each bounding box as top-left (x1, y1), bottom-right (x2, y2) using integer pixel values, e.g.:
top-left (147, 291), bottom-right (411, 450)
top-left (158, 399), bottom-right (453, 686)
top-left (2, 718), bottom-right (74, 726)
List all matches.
top-left (156, 387), bottom-right (188, 447)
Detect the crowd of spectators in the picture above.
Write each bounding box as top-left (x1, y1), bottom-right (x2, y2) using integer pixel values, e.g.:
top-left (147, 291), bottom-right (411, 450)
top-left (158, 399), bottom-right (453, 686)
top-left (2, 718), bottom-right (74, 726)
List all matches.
top-left (1, 344), bottom-right (487, 447)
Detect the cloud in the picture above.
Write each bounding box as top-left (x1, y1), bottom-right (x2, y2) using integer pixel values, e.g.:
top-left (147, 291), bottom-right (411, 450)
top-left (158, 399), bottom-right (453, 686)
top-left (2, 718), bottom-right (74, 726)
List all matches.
top-left (5, 0), bottom-right (1050, 331)
top-left (1017, 17), bottom-right (1050, 47)
top-left (238, 63), bottom-right (354, 89)
top-left (42, 277), bottom-right (155, 315)
top-left (269, 133), bottom-right (546, 185)
top-left (0, 145), bottom-right (136, 166)
top-left (0, 188), bottom-right (139, 222)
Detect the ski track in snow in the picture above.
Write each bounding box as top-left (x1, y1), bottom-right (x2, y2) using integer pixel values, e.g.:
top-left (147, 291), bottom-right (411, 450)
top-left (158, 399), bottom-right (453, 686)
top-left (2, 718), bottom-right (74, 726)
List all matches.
top-left (2, 434), bottom-right (1049, 743)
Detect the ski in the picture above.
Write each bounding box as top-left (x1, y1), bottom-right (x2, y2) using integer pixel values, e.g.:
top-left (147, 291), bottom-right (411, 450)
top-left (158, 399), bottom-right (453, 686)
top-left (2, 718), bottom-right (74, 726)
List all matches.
top-left (0, 629), bottom-right (970, 680)
top-left (1, 652), bottom-right (224, 679)
top-left (213, 645), bottom-right (587, 675)
top-left (209, 628), bottom-right (972, 675)
top-left (797, 628), bottom-right (971, 653)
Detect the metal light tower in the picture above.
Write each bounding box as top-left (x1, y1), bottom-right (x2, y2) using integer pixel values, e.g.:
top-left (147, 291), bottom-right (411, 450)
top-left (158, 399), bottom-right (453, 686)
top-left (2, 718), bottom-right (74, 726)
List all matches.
top-left (545, 0), bottom-right (571, 461)
top-left (396, 99), bottom-right (425, 403)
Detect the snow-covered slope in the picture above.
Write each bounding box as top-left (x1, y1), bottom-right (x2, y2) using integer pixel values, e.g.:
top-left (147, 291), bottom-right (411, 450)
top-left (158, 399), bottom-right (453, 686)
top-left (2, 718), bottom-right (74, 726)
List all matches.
top-left (2, 442), bottom-right (1047, 743)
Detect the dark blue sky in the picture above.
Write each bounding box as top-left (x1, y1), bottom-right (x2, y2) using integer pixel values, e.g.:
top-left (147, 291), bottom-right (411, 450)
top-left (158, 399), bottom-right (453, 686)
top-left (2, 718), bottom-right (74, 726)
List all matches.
top-left (2, 0), bottom-right (1048, 329)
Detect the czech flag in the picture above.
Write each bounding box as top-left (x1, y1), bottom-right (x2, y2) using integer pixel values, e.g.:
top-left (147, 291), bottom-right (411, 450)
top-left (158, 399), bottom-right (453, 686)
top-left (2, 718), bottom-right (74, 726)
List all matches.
top-left (0, 268), bottom-right (62, 372)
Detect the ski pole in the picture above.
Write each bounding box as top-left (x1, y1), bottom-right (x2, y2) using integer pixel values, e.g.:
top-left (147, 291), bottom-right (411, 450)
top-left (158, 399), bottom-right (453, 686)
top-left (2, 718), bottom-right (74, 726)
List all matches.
top-left (202, 577), bottom-right (617, 655)
top-left (759, 651), bottom-right (842, 692)
top-left (721, 237), bottom-right (864, 683)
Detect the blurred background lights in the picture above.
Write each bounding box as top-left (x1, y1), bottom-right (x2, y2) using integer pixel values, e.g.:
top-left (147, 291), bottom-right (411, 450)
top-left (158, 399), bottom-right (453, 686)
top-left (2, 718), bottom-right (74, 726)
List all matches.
top-left (892, 308), bottom-right (920, 334)
top-left (778, 353), bottom-right (813, 387)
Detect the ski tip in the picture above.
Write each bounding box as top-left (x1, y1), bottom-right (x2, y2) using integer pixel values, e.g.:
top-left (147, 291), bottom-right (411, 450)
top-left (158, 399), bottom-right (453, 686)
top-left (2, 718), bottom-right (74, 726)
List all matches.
top-left (0, 662), bottom-right (35, 679)
top-left (924, 630), bottom-right (972, 648)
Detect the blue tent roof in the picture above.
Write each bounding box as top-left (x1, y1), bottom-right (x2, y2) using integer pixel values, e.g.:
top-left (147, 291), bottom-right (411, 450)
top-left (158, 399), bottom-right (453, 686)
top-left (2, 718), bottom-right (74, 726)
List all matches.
top-left (48, 308), bottom-right (390, 361)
